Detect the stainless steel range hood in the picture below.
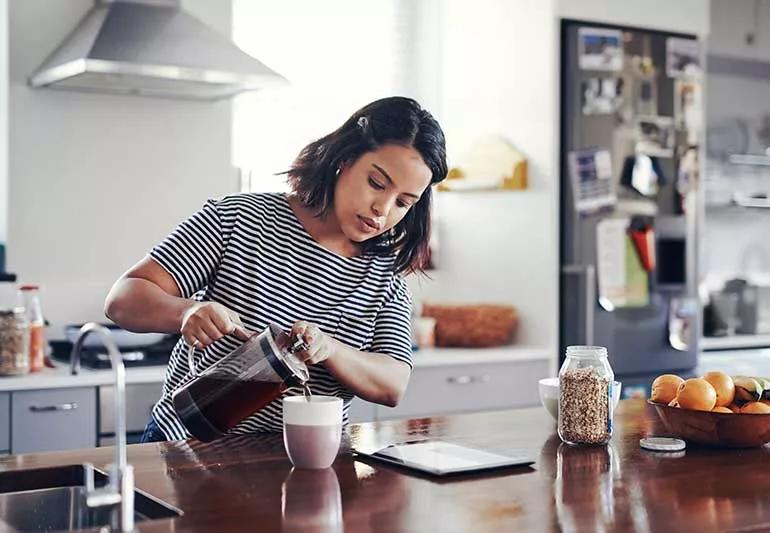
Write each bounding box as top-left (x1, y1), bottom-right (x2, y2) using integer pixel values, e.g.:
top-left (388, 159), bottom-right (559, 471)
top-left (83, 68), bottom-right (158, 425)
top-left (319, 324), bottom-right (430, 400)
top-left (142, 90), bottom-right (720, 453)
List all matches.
top-left (28, 0), bottom-right (287, 101)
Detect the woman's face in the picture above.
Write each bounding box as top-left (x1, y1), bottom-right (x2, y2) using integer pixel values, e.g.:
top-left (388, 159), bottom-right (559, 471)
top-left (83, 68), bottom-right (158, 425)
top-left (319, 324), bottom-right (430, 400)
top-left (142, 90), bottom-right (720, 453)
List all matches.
top-left (334, 144), bottom-right (433, 243)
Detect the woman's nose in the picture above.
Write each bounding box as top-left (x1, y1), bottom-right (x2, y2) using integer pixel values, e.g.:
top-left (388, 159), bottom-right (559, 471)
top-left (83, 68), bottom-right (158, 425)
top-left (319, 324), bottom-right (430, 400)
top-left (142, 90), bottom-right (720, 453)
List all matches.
top-left (372, 195), bottom-right (397, 218)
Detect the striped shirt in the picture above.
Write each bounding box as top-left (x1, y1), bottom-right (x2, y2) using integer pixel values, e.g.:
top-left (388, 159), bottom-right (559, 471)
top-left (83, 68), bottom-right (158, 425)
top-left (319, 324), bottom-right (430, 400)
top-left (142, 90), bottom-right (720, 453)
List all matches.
top-left (148, 192), bottom-right (414, 439)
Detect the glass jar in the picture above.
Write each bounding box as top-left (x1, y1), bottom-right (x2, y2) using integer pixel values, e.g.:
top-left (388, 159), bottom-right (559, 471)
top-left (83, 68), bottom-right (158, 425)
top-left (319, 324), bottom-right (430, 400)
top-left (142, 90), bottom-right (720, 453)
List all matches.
top-left (18, 285), bottom-right (45, 372)
top-left (0, 308), bottom-right (30, 376)
top-left (558, 345), bottom-right (614, 445)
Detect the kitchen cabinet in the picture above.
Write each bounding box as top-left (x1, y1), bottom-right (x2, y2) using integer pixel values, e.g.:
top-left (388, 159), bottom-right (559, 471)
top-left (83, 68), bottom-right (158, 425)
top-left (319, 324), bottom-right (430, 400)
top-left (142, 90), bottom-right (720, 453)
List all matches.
top-left (0, 393), bottom-right (9, 453)
top-left (99, 382), bottom-right (163, 445)
top-left (378, 359), bottom-right (548, 421)
top-left (11, 387), bottom-right (97, 454)
top-left (348, 397), bottom-right (377, 423)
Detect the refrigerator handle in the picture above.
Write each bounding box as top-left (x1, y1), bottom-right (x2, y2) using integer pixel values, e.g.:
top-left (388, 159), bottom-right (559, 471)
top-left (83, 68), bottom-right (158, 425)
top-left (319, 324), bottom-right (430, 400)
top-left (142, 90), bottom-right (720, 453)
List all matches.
top-left (586, 265), bottom-right (596, 346)
top-left (562, 265), bottom-right (596, 346)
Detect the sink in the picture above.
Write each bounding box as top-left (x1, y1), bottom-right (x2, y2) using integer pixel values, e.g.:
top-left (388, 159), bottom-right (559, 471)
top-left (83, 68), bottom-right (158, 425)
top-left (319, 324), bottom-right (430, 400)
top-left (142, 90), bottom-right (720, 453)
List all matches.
top-left (0, 464), bottom-right (182, 531)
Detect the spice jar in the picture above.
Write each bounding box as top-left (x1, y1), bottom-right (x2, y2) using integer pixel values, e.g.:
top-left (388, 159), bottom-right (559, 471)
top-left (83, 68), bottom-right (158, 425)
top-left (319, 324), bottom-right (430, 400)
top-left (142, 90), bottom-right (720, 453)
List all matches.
top-left (558, 345), bottom-right (614, 445)
top-left (0, 308), bottom-right (30, 376)
top-left (18, 285), bottom-right (45, 372)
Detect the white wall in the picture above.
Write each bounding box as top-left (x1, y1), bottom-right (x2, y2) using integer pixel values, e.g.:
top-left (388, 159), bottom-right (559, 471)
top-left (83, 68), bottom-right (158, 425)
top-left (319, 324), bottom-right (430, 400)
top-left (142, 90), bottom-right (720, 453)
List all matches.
top-left (407, 0), bottom-right (559, 353)
top-left (6, 0), bottom-right (235, 337)
top-left (558, 0), bottom-right (710, 35)
top-left (709, 0), bottom-right (770, 61)
top-left (0, 0), bottom-right (7, 262)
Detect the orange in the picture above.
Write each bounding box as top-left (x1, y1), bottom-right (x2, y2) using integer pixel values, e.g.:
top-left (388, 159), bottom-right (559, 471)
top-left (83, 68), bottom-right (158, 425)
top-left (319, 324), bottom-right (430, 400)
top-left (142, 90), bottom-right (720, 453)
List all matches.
top-left (740, 402), bottom-right (770, 414)
top-left (702, 371), bottom-right (735, 407)
top-left (676, 378), bottom-right (717, 411)
top-left (668, 398), bottom-right (680, 407)
top-left (712, 406), bottom-right (733, 413)
top-left (651, 374), bottom-right (684, 404)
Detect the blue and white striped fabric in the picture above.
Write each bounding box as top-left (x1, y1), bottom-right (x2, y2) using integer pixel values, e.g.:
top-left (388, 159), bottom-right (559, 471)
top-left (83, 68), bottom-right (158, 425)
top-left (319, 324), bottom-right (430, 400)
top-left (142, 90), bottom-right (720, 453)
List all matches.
top-left (148, 192), bottom-right (413, 439)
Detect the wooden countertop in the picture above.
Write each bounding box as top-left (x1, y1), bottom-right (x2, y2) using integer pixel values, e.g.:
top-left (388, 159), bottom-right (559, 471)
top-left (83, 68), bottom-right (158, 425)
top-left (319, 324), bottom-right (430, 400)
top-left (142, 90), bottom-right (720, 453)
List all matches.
top-left (3, 399), bottom-right (770, 532)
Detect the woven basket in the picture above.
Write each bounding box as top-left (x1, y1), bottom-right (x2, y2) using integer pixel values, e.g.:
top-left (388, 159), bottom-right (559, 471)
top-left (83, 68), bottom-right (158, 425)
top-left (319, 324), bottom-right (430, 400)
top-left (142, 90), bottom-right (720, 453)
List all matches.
top-left (421, 303), bottom-right (519, 348)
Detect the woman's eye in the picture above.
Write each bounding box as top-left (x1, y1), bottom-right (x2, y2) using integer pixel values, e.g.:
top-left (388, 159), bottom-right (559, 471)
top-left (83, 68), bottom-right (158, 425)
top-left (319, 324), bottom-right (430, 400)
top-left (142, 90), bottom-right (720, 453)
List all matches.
top-left (368, 177), bottom-right (384, 190)
top-left (396, 200), bottom-right (409, 209)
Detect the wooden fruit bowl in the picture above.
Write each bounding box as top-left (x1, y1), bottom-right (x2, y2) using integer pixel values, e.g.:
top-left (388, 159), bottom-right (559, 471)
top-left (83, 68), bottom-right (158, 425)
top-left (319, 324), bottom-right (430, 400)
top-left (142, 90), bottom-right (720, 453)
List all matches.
top-left (648, 400), bottom-right (770, 448)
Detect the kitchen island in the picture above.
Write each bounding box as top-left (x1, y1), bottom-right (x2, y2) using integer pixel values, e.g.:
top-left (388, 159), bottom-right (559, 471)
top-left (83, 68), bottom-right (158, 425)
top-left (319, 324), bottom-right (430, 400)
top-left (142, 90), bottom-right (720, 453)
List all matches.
top-left (2, 399), bottom-right (769, 532)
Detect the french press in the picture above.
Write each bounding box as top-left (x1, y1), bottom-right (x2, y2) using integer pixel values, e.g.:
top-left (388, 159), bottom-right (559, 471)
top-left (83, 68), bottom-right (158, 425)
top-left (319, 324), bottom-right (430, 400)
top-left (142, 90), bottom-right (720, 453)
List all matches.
top-left (172, 323), bottom-right (310, 442)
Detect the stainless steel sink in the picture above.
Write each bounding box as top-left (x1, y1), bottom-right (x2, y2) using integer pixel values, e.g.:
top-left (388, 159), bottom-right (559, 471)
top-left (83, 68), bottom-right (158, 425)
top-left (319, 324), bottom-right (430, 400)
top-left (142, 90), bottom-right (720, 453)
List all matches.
top-left (0, 464), bottom-right (182, 531)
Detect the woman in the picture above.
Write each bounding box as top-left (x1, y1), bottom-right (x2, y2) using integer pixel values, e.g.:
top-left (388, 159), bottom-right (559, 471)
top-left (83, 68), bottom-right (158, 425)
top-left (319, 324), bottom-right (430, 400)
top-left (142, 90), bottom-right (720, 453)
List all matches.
top-left (105, 96), bottom-right (448, 442)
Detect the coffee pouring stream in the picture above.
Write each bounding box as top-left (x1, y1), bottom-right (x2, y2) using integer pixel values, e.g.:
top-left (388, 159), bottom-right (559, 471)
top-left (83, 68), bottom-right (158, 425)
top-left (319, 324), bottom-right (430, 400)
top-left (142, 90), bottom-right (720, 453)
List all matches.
top-left (172, 323), bottom-right (311, 442)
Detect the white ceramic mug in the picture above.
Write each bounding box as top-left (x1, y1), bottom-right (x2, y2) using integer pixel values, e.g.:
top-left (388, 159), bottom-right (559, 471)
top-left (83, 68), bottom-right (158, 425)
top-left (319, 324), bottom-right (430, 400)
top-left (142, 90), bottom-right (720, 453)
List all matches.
top-left (283, 396), bottom-right (343, 469)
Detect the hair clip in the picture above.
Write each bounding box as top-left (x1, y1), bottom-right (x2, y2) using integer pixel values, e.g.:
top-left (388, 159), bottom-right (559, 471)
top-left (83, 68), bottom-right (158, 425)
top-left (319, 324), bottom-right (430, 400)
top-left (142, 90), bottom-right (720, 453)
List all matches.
top-left (357, 116), bottom-right (369, 131)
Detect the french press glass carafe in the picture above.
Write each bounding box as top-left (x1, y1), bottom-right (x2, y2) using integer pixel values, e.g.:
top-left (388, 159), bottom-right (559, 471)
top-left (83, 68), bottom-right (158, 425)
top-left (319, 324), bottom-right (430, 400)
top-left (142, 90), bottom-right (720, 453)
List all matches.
top-left (172, 323), bottom-right (310, 442)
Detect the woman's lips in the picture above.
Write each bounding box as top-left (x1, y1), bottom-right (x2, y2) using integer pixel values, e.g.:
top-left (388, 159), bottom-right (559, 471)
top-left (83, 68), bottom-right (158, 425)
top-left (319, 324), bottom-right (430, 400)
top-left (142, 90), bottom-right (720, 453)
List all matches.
top-left (357, 215), bottom-right (381, 233)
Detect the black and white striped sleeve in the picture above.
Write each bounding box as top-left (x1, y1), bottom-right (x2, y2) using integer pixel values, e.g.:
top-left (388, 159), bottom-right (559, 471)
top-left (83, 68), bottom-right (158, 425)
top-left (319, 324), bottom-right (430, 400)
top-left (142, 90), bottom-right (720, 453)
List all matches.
top-left (369, 276), bottom-right (414, 369)
top-left (149, 199), bottom-right (224, 298)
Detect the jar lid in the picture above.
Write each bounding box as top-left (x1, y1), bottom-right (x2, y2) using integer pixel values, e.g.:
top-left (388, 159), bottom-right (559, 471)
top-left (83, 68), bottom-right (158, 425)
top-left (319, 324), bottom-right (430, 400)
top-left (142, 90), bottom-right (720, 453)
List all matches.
top-left (566, 345), bottom-right (608, 358)
top-left (639, 437), bottom-right (686, 452)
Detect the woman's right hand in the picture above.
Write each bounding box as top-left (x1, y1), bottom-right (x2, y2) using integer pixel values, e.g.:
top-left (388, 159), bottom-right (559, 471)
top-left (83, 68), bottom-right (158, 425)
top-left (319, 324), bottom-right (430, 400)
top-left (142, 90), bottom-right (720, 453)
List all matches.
top-left (180, 301), bottom-right (252, 348)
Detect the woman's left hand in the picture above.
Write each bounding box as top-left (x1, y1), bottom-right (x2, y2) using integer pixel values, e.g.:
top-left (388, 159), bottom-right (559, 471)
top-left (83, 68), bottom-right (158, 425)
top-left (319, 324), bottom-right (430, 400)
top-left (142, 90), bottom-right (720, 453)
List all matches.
top-left (291, 321), bottom-right (335, 365)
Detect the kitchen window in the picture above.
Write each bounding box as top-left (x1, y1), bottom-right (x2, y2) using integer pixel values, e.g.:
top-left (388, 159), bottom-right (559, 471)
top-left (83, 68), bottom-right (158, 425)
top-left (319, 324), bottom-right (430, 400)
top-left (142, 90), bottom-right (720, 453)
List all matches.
top-left (231, 0), bottom-right (439, 193)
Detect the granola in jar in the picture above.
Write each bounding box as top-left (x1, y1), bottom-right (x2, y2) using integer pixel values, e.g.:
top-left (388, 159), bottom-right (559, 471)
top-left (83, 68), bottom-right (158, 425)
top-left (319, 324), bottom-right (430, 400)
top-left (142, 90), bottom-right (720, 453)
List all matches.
top-left (558, 346), bottom-right (613, 445)
top-left (0, 308), bottom-right (30, 376)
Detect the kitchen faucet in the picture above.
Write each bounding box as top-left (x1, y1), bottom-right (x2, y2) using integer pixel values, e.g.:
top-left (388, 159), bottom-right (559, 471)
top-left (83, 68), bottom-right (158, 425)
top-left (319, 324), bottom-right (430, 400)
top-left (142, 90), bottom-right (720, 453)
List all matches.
top-left (70, 322), bottom-right (135, 532)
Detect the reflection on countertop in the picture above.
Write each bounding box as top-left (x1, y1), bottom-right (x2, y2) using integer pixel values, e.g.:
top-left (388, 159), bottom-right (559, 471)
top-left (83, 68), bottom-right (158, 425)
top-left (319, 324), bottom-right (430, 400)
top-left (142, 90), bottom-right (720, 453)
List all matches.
top-left (4, 401), bottom-right (770, 531)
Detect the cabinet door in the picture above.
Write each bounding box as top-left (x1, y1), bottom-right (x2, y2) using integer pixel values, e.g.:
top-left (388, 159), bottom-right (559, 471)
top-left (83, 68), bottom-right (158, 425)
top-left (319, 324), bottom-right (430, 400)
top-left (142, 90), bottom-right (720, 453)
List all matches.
top-left (11, 387), bottom-right (97, 453)
top-left (99, 382), bottom-right (162, 435)
top-left (378, 359), bottom-right (548, 421)
top-left (0, 392), bottom-right (9, 452)
top-left (348, 397), bottom-right (377, 423)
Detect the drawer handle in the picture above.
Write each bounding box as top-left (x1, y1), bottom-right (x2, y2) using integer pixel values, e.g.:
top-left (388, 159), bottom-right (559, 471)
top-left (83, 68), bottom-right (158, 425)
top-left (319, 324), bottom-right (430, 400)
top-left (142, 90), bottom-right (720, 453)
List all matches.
top-left (29, 402), bottom-right (78, 413)
top-left (447, 375), bottom-right (491, 385)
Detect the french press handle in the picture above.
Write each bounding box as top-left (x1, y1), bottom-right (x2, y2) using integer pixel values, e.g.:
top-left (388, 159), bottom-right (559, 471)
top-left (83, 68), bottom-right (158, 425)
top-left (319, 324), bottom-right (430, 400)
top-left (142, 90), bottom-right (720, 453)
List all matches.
top-left (186, 343), bottom-right (200, 378)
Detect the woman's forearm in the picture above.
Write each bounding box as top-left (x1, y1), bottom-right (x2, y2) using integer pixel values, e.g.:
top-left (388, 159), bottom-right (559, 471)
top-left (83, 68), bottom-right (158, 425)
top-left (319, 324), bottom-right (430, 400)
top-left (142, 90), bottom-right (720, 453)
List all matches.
top-left (323, 338), bottom-right (411, 407)
top-left (105, 277), bottom-right (192, 334)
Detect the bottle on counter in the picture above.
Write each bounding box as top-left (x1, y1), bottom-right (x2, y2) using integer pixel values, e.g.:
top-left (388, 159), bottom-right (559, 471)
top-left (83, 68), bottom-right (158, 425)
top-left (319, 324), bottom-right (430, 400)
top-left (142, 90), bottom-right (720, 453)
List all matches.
top-left (557, 345), bottom-right (614, 445)
top-left (18, 284), bottom-right (45, 372)
top-left (0, 307), bottom-right (29, 375)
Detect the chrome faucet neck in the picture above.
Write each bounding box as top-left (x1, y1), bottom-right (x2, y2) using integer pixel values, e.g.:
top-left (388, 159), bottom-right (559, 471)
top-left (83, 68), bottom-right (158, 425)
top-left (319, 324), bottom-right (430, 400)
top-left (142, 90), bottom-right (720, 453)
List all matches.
top-left (72, 322), bottom-right (134, 532)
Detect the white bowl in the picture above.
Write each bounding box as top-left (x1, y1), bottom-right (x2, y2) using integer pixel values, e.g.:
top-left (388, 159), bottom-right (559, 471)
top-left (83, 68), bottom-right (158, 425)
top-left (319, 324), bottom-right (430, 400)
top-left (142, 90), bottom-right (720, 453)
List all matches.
top-left (538, 377), bottom-right (622, 421)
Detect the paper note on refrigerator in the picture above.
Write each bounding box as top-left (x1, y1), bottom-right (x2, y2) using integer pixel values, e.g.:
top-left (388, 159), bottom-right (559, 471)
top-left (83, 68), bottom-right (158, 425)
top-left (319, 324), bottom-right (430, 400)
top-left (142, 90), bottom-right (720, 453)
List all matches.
top-left (596, 217), bottom-right (649, 310)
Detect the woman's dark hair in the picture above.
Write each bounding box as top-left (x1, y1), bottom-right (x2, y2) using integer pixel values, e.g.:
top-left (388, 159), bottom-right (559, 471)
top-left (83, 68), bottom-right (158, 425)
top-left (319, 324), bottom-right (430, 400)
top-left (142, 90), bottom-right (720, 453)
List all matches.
top-left (286, 96), bottom-right (448, 274)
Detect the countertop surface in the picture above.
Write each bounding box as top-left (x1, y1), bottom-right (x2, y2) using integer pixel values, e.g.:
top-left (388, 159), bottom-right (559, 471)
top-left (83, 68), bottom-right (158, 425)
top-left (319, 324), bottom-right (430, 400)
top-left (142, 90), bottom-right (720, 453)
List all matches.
top-left (0, 365), bottom-right (167, 392)
top-left (2, 399), bottom-right (769, 532)
top-left (698, 347), bottom-right (770, 377)
top-left (0, 345), bottom-right (550, 392)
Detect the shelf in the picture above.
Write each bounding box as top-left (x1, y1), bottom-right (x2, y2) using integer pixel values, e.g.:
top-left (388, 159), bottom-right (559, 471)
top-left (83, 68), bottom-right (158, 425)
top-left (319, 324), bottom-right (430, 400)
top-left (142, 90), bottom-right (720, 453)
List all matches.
top-left (701, 334), bottom-right (770, 351)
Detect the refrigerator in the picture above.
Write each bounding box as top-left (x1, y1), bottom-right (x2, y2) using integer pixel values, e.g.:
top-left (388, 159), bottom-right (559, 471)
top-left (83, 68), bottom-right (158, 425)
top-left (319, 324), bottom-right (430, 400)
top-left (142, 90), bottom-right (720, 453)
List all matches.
top-left (559, 20), bottom-right (703, 398)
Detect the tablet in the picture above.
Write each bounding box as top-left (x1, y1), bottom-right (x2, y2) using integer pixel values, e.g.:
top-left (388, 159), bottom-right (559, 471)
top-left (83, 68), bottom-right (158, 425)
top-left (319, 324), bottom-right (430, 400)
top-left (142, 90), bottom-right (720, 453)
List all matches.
top-left (352, 440), bottom-right (535, 476)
